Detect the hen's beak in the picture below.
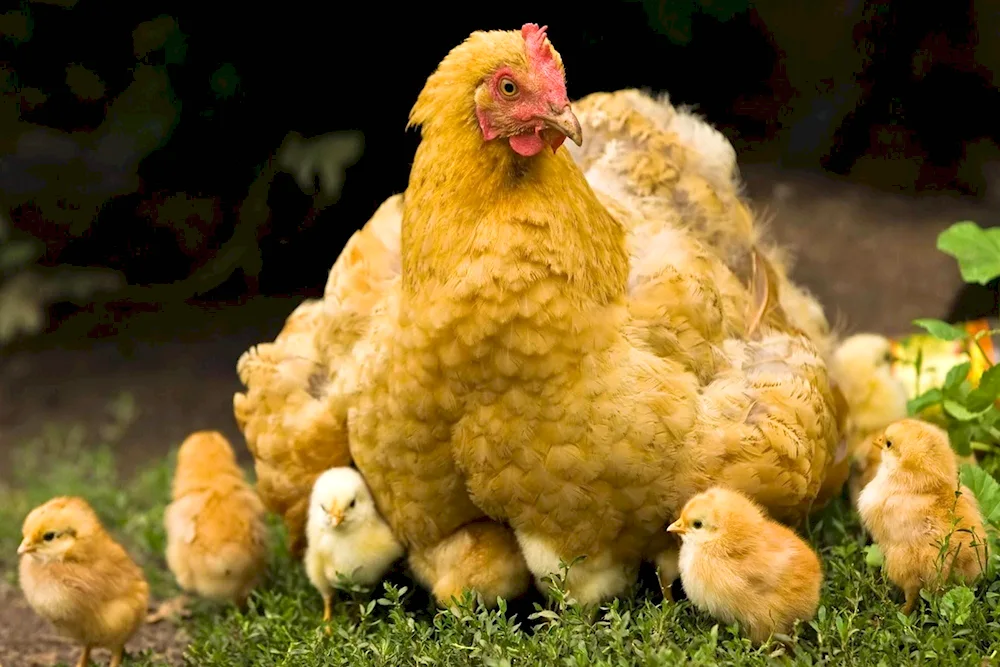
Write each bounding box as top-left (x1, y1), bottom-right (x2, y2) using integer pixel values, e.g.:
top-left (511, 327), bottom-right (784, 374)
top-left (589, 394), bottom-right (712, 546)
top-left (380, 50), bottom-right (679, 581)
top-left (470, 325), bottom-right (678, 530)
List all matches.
top-left (17, 540), bottom-right (34, 556)
top-left (666, 520), bottom-right (686, 535)
top-left (538, 105), bottom-right (583, 148)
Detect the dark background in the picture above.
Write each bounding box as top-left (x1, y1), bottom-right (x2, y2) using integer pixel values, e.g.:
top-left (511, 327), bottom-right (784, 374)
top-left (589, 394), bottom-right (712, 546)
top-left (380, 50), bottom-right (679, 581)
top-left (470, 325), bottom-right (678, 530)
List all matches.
top-left (1, 0), bottom-right (999, 467)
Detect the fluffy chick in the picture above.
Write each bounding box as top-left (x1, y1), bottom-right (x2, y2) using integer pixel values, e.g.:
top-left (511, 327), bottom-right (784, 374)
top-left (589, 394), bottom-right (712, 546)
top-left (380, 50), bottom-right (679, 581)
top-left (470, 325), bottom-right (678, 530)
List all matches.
top-left (857, 419), bottom-right (989, 615)
top-left (667, 487), bottom-right (822, 644)
top-left (18, 497), bottom-right (149, 667)
top-left (828, 334), bottom-right (909, 505)
top-left (164, 431), bottom-right (269, 606)
top-left (305, 467), bottom-right (404, 626)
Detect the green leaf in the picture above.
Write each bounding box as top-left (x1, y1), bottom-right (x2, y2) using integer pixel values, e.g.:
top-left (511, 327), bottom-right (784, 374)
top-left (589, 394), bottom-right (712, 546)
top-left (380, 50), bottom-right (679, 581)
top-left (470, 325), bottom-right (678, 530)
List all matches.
top-left (913, 318), bottom-right (969, 341)
top-left (939, 586), bottom-right (975, 625)
top-left (960, 464), bottom-right (1000, 530)
top-left (937, 221), bottom-right (1000, 285)
top-left (951, 423), bottom-right (974, 456)
top-left (965, 388), bottom-right (996, 414)
top-left (908, 388), bottom-right (943, 416)
top-left (944, 400), bottom-right (985, 422)
top-left (976, 365), bottom-right (1000, 400)
top-left (209, 63), bottom-right (240, 99)
top-left (944, 363), bottom-right (972, 395)
top-left (864, 544), bottom-right (884, 569)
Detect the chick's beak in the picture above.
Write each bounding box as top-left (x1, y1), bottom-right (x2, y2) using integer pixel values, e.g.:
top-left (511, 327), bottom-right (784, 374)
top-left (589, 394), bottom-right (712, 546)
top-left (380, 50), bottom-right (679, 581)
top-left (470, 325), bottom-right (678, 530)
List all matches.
top-left (873, 436), bottom-right (885, 450)
top-left (17, 539), bottom-right (34, 556)
top-left (666, 520), bottom-right (686, 535)
top-left (328, 507), bottom-right (344, 527)
top-left (538, 105), bottom-right (583, 149)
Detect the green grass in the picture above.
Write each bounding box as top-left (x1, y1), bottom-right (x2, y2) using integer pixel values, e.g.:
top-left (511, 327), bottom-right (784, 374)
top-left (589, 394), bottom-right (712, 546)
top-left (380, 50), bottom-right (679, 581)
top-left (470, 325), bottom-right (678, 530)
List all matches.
top-left (4, 419), bottom-right (1000, 665)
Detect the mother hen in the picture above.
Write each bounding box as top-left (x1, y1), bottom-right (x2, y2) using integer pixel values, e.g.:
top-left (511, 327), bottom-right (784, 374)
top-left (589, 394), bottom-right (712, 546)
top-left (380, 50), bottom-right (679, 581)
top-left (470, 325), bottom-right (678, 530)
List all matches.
top-left (235, 24), bottom-right (841, 606)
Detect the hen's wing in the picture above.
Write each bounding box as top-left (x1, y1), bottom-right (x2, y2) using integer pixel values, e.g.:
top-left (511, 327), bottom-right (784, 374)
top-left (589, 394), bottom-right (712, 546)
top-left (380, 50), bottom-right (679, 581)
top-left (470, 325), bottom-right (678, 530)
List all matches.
top-left (569, 89), bottom-right (833, 358)
top-left (233, 194), bottom-right (403, 556)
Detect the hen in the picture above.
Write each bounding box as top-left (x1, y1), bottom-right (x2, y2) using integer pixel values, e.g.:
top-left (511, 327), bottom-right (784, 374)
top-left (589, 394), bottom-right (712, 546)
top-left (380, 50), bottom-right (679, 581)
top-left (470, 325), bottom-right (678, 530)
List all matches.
top-left (236, 25), bottom-right (840, 606)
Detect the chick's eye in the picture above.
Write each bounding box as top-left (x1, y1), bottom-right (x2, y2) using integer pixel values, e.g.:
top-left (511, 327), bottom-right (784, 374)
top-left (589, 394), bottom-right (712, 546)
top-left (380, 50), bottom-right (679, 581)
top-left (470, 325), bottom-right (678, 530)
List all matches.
top-left (498, 77), bottom-right (518, 97)
top-left (882, 351), bottom-right (894, 365)
top-left (692, 520), bottom-right (703, 530)
top-left (348, 499), bottom-right (356, 509)
top-left (884, 439), bottom-right (893, 449)
top-left (42, 531), bottom-right (55, 542)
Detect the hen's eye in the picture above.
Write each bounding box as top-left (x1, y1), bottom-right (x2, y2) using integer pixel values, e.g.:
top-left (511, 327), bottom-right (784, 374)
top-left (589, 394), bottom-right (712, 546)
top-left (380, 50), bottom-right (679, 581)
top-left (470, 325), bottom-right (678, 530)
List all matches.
top-left (498, 78), bottom-right (518, 97)
top-left (692, 520), bottom-right (703, 530)
top-left (42, 531), bottom-right (55, 541)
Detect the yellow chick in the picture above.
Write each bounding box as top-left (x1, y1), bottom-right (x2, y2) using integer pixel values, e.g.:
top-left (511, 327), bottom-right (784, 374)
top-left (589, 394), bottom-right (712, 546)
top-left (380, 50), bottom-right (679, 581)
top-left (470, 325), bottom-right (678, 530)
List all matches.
top-left (667, 487), bottom-right (822, 644)
top-left (18, 497), bottom-right (149, 667)
top-left (305, 467), bottom-right (404, 626)
top-left (164, 431), bottom-right (269, 606)
top-left (857, 419), bottom-right (990, 615)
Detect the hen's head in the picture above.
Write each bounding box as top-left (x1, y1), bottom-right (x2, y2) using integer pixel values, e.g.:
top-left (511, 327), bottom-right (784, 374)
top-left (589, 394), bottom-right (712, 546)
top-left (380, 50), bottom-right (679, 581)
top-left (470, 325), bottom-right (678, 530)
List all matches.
top-left (410, 23), bottom-right (582, 157)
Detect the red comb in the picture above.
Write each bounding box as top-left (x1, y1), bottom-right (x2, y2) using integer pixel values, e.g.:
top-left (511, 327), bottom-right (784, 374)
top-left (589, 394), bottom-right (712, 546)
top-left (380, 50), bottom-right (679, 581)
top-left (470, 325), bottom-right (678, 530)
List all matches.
top-left (522, 23), bottom-right (554, 64)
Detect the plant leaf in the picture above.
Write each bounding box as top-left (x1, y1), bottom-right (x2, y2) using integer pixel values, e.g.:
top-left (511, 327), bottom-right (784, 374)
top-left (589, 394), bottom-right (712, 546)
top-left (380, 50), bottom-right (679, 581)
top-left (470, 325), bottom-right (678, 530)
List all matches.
top-left (937, 221), bottom-right (1000, 285)
top-left (944, 400), bottom-right (985, 422)
top-left (976, 365), bottom-right (1000, 400)
top-left (944, 363), bottom-right (972, 395)
top-left (913, 318), bottom-right (969, 341)
top-left (939, 586), bottom-right (975, 625)
top-left (864, 544), bottom-right (884, 569)
top-left (908, 388), bottom-right (943, 416)
top-left (960, 464), bottom-right (1000, 530)
top-left (951, 423), bottom-right (974, 456)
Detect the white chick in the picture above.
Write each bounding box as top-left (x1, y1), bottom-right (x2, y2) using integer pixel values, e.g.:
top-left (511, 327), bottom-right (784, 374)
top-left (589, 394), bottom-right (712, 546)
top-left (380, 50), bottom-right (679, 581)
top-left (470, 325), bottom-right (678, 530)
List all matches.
top-left (304, 467), bottom-right (404, 626)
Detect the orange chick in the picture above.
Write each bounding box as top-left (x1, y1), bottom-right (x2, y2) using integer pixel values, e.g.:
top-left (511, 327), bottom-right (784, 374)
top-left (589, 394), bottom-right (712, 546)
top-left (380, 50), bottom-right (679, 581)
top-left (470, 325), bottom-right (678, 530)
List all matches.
top-left (18, 497), bottom-right (149, 667)
top-left (667, 487), bottom-right (822, 644)
top-left (857, 419), bottom-right (989, 615)
top-left (165, 431), bottom-right (269, 606)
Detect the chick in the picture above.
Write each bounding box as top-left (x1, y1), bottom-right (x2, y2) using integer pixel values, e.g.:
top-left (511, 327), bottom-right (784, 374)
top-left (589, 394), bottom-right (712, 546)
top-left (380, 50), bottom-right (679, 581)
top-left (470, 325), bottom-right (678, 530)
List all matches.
top-left (305, 467), bottom-right (404, 626)
top-left (667, 487), bottom-right (822, 644)
top-left (18, 497), bottom-right (149, 667)
top-left (857, 419), bottom-right (989, 615)
top-left (164, 431), bottom-right (269, 607)
top-left (828, 333), bottom-right (910, 506)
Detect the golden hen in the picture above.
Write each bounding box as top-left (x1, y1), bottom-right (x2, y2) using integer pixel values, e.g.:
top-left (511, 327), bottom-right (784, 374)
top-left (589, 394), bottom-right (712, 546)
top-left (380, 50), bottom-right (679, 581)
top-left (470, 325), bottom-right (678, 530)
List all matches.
top-left (235, 24), bottom-right (841, 607)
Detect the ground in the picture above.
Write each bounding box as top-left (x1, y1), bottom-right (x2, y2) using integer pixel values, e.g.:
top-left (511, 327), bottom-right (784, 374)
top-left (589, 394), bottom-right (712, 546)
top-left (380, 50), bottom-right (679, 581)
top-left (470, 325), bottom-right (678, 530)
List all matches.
top-left (1, 164), bottom-right (999, 665)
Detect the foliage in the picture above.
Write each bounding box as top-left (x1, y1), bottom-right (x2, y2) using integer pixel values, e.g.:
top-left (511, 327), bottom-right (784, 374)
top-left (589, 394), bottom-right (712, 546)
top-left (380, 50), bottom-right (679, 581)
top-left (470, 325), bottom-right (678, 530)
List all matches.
top-left (906, 222), bottom-right (1000, 457)
top-left (0, 7), bottom-right (363, 349)
top-left (5, 411), bottom-right (1000, 665)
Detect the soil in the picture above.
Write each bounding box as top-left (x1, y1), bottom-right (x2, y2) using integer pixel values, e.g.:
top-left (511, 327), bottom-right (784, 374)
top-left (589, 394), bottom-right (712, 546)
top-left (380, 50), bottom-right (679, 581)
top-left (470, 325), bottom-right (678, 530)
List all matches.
top-left (0, 164), bottom-right (997, 663)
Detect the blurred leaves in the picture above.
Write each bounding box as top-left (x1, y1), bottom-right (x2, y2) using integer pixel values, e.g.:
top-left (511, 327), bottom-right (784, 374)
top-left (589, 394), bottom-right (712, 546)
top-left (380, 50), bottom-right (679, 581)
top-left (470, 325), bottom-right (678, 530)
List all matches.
top-left (636, 0), bottom-right (750, 44)
top-left (0, 10), bottom-right (33, 44)
top-left (65, 63), bottom-right (107, 102)
top-left (277, 130), bottom-right (365, 207)
top-left (133, 15), bottom-right (188, 65)
top-left (210, 63), bottom-right (240, 100)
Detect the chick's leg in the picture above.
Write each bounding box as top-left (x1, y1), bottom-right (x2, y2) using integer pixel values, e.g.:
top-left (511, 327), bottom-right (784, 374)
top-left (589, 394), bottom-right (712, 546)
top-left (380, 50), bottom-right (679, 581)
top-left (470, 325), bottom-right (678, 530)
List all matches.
top-left (75, 646), bottom-right (91, 667)
top-left (109, 646), bottom-right (126, 667)
top-left (902, 586), bottom-right (920, 616)
top-left (409, 521), bottom-right (530, 609)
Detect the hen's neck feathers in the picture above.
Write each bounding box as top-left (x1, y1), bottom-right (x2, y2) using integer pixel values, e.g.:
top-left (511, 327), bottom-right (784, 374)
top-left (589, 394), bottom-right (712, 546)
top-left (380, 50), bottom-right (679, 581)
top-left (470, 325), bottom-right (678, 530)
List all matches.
top-left (401, 40), bottom-right (628, 308)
